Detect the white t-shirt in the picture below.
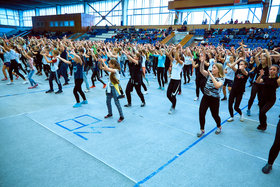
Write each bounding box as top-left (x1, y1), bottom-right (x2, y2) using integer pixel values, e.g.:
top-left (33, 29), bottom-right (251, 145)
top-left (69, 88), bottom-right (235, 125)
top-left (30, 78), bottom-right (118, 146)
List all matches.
top-left (184, 55), bottom-right (192, 65)
top-left (225, 64), bottom-right (237, 80)
top-left (107, 69), bottom-right (120, 93)
top-left (141, 55), bottom-right (146, 68)
top-left (9, 49), bottom-right (17, 60)
top-left (171, 60), bottom-right (183, 80)
top-left (208, 58), bottom-right (215, 71)
top-left (3, 51), bottom-right (11, 63)
top-left (50, 57), bottom-right (59, 72)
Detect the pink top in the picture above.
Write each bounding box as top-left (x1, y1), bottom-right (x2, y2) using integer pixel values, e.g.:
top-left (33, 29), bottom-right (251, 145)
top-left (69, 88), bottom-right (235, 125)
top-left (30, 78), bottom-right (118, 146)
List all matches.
top-left (28, 58), bottom-right (34, 70)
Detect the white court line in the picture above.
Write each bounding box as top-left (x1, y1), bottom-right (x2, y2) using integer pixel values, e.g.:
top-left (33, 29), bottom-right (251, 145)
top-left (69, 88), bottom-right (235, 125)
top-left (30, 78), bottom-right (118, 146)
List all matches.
top-left (219, 143), bottom-right (280, 167)
top-left (24, 114), bottom-right (138, 185)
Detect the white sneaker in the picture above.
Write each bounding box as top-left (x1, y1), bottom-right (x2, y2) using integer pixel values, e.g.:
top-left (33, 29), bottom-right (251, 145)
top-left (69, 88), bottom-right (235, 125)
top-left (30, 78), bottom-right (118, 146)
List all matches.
top-left (23, 81), bottom-right (28, 84)
top-left (168, 107), bottom-right (174, 114)
top-left (194, 97), bottom-right (199, 101)
top-left (240, 114), bottom-right (244, 122)
top-left (7, 82), bottom-right (13, 85)
top-left (227, 117), bottom-right (234, 122)
top-left (143, 91), bottom-right (148, 95)
top-left (84, 89), bottom-right (90, 93)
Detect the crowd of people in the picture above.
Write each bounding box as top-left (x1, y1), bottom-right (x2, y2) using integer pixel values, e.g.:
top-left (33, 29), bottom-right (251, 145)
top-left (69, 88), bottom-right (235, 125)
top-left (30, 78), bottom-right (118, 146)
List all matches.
top-left (0, 34), bottom-right (280, 174)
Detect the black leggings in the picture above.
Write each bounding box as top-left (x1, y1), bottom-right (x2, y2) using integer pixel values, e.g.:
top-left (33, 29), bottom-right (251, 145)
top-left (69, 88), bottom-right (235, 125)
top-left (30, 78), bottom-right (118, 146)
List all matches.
top-left (183, 64), bottom-right (192, 83)
top-left (91, 70), bottom-right (105, 86)
top-left (43, 64), bottom-right (50, 78)
top-left (259, 99), bottom-right (276, 128)
top-left (9, 60), bottom-right (25, 81)
top-left (18, 64), bottom-right (27, 75)
top-left (248, 83), bottom-right (261, 110)
top-left (164, 66), bottom-right (169, 83)
top-left (73, 79), bottom-right (86, 103)
top-left (228, 90), bottom-right (243, 117)
top-left (157, 67), bottom-right (165, 87)
top-left (199, 95), bottom-right (221, 130)
top-left (125, 79), bottom-right (145, 105)
top-left (195, 76), bottom-right (206, 98)
top-left (268, 119), bottom-right (280, 165)
top-left (167, 79), bottom-right (181, 108)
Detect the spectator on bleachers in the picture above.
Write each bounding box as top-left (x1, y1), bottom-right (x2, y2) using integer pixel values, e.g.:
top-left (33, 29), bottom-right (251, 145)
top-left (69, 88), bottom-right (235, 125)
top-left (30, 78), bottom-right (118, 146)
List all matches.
top-left (234, 19), bottom-right (238, 24)
top-left (215, 18), bottom-right (220, 25)
top-left (267, 40), bottom-right (275, 50)
top-left (229, 18), bottom-right (233, 24)
top-left (263, 32), bottom-right (269, 40)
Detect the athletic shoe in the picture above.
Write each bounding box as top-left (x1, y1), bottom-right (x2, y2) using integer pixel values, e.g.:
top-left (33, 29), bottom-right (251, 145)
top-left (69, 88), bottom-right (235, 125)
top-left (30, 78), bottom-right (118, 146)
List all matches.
top-left (63, 83), bottom-right (69, 86)
top-left (247, 109), bottom-right (251, 116)
top-left (81, 100), bottom-right (88, 104)
top-left (215, 127), bottom-right (222, 135)
top-left (161, 87), bottom-right (165, 90)
top-left (141, 102), bottom-right (145, 107)
top-left (197, 130), bottom-right (205, 138)
top-left (16, 75), bottom-right (19, 80)
top-left (168, 107), bottom-right (174, 114)
top-left (158, 86), bottom-right (162, 89)
top-left (262, 163), bottom-right (272, 174)
top-left (124, 103), bottom-right (131, 107)
top-left (84, 89), bottom-right (90, 93)
top-left (257, 125), bottom-right (266, 131)
top-left (28, 86), bottom-right (35, 89)
top-left (118, 94), bottom-right (125, 99)
top-left (227, 117), bottom-right (234, 122)
top-left (118, 117), bottom-right (124, 123)
top-left (34, 83), bottom-right (38, 88)
top-left (104, 114), bottom-right (113, 118)
top-left (1, 77), bottom-right (7, 81)
top-left (73, 103), bottom-right (82, 108)
top-left (143, 91), bottom-right (148, 95)
top-left (240, 114), bottom-right (244, 122)
top-left (103, 84), bottom-right (107, 89)
top-left (183, 82), bottom-right (186, 84)
top-left (55, 90), bottom-right (63, 94)
top-left (45, 90), bottom-right (54, 93)
top-left (178, 92), bottom-right (181, 95)
top-left (7, 82), bottom-right (13, 85)
top-left (90, 85), bottom-right (96, 88)
top-left (194, 97), bottom-right (199, 101)
top-left (221, 97), bottom-right (227, 101)
top-left (45, 78), bottom-right (49, 81)
top-left (23, 81), bottom-right (28, 84)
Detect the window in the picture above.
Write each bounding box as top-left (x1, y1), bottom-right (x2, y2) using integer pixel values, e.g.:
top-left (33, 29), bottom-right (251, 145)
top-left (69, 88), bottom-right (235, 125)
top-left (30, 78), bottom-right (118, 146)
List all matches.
top-left (69, 20), bottom-right (75, 27)
top-left (61, 4), bottom-right (84, 14)
top-left (39, 7), bottom-right (56, 16)
top-left (23, 9), bottom-right (35, 27)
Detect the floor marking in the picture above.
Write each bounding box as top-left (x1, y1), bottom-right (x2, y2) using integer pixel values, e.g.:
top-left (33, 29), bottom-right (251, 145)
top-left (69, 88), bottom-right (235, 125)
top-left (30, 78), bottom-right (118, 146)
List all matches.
top-left (25, 114), bottom-right (138, 184)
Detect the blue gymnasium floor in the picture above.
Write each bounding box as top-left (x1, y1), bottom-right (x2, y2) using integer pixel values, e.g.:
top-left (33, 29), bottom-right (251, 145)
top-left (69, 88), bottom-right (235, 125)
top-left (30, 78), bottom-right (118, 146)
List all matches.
top-left (0, 68), bottom-right (279, 187)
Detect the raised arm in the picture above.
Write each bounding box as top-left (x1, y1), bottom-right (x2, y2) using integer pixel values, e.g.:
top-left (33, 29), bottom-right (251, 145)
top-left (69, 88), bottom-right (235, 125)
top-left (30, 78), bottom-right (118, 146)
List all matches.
top-left (57, 56), bottom-right (71, 65)
top-left (200, 57), bottom-right (208, 77)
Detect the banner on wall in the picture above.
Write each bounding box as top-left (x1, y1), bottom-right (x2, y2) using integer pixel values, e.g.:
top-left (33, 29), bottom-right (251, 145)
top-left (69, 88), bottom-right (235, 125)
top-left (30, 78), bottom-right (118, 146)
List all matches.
top-left (234, 0), bottom-right (248, 5)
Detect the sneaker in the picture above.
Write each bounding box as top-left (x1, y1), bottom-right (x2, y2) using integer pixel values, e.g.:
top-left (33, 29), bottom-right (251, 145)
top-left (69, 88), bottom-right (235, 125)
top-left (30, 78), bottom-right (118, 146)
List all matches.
top-left (161, 87), bottom-right (164, 90)
top-left (194, 97), bottom-right (199, 101)
top-left (240, 114), bottom-right (244, 122)
top-left (104, 114), bottom-right (112, 118)
top-left (124, 104), bottom-right (131, 107)
top-left (7, 82), bottom-right (13, 85)
top-left (257, 125), bottom-right (266, 131)
top-left (45, 78), bottom-right (49, 81)
top-left (1, 77), bottom-right (7, 81)
top-left (103, 84), bottom-right (107, 89)
top-left (158, 86), bottom-right (162, 89)
top-left (247, 109), bottom-right (251, 116)
top-left (168, 107), bottom-right (174, 114)
top-left (221, 97), bottom-right (227, 101)
top-left (262, 163), bottom-right (272, 174)
top-left (197, 130), bottom-right (205, 138)
top-left (55, 90), bottom-right (63, 94)
top-left (118, 94), bottom-right (125, 99)
top-left (215, 127), bottom-right (222, 135)
top-left (84, 89), bottom-right (90, 93)
top-left (45, 90), bottom-right (54, 93)
top-left (227, 117), bottom-right (234, 122)
top-left (28, 86), bottom-right (36, 89)
top-left (63, 83), bottom-right (69, 86)
top-left (141, 102), bottom-right (145, 107)
top-left (90, 85), bottom-right (96, 88)
top-left (73, 103), bottom-right (82, 108)
top-left (143, 91), bottom-right (148, 95)
top-left (118, 117), bottom-right (124, 123)
top-left (81, 100), bottom-right (88, 104)
top-left (23, 81), bottom-right (28, 84)
top-left (178, 92), bottom-right (181, 95)
top-left (16, 75), bottom-right (19, 80)
top-left (34, 83), bottom-right (38, 88)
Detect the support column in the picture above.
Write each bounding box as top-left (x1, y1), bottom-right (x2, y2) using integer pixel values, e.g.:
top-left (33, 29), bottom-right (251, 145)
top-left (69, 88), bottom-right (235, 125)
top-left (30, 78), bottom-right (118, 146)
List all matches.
top-left (35, 8), bottom-right (40, 16)
top-left (277, 6), bottom-right (280, 23)
top-left (121, 0), bottom-right (128, 26)
top-left (84, 2), bottom-right (89, 14)
top-left (56, 5), bottom-right (61, 15)
top-left (19, 10), bottom-right (23, 27)
top-left (261, 0), bottom-right (270, 23)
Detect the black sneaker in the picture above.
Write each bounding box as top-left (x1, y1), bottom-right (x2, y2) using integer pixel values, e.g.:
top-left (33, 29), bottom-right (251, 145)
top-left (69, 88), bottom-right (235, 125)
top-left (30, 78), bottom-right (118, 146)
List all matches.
top-left (104, 114), bottom-right (113, 118)
top-left (63, 83), bottom-right (69, 86)
top-left (262, 163), bottom-right (272, 174)
top-left (124, 104), bottom-right (131, 107)
top-left (141, 102), bottom-right (145, 107)
top-left (55, 90), bottom-right (63, 94)
top-left (257, 125), bottom-right (266, 131)
top-left (221, 97), bottom-right (227, 101)
top-left (118, 94), bottom-right (125, 99)
top-left (118, 117), bottom-right (124, 123)
top-left (45, 90), bottom-right (54, 93)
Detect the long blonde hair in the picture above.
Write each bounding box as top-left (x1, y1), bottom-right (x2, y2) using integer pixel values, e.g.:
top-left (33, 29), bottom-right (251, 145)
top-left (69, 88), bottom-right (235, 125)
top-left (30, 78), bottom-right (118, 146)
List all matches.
top-left (213, 63), bottom-right (225, 78)
top-left (109, 59), bottom-right (120, 85)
